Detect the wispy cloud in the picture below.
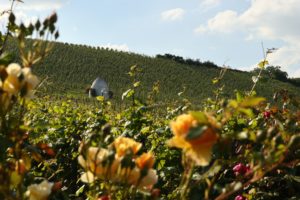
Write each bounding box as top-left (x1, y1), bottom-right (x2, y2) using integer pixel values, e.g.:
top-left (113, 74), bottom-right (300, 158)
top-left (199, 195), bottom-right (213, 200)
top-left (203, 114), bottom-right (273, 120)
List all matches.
top-left (161, 8), bottom-right (185, 21)
top-left (201, 0), bottom-right (221, 8)
top-left (0, 0), bottom-right (69, 32)
top-left (194, 0), bottom-right (300, 77)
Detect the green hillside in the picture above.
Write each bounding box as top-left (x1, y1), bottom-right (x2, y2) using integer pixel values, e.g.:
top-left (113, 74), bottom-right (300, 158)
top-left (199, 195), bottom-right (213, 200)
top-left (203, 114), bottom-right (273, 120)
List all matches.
top-left (7, 40), bottom-right (300, 103)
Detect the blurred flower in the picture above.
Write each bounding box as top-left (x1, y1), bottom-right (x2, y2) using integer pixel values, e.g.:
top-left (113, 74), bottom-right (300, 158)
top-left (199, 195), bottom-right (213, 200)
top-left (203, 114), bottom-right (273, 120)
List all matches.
top-left (151, 188), bottom-right (161, 199)
top-left (112, 137), bottom-right (142, 157)
top-left (26, 180), bottom-right (53, 200)
top-left (263, 111), bottom-right (271, 119)
top-left (2, 63), bottom-right (39, 98)
top-left (168, 113), bottom-right (218, 166)
top-left (78, 147), bottom-right (120, 183)
top-left (98, 195), bottom-right (110, 200)
top-left (233, 163), bottom-right (250, 176)
top-left (138, 168), bottom-right (158, 190)
top-left (235, 195), bottom-right (247, 200)
top-left (3, 74), bottom-right (21, 95)
top-left (15, 159), bottom-right (31, 174)
top-left (6, 63), bottom-right (22, 76)
top-left (23, 68), bottom-right (39, 88)
top-left (3, 63), bottom-right (22, 94)
top-left (136, 152), bottom-right (155, 170)
top-left (52, 181), bottom-right (63, 192)
top-left (78, 138), bottom-right (158, 192)
top-left (126, 167), bottom-right (141, 185)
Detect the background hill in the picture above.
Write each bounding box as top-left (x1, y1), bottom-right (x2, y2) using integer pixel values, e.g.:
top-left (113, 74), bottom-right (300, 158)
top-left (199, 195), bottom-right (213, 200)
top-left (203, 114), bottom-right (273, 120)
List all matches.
top-left (7, 40), bottom-right (300, 104)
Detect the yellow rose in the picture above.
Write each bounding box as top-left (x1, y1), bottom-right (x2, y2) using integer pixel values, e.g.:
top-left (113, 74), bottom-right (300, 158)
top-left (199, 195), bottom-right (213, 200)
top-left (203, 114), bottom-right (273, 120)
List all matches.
top-left (22, 68), bottom-right (39, 89)
top-left (2, 63), bottom-right (39, 98)
top-left (3, 64), bottom-right (23, 94)
top-left (3, 75), bottom-right (21, 95)
top-left (78, 147), bottom-right (120, 182)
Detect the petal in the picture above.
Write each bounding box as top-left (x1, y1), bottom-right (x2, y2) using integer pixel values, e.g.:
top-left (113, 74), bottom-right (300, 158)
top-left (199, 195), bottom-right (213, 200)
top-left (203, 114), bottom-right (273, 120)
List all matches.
top-left (127, 167), bottom-right (140, 185)
top-left (189, 127), bottom-right (218, 146)
top-left (78, 155), bottom-right (86, 168)
top-left (3, 75), bottom-right (20, 94)
top-left (139, 169), bottom-right (158, 189)
top-left (167, 136), bottom-right (191, 149)
top-left (26, 74), bottom-right (39, 89)
top-left (80, 171), bottom-right (95, 183)
top-left (6, 63), bottom-right (21, 76)
top-left (187, 144), bottom-right (213, 166)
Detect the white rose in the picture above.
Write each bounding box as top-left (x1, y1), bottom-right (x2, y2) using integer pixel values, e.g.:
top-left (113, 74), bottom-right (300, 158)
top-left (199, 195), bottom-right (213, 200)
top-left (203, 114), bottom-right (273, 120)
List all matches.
top-left (26, 180), bottom-right (53, 200)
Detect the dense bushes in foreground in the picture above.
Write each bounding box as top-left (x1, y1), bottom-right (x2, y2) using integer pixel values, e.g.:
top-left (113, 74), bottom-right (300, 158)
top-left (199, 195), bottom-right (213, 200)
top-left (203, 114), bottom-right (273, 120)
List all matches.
top-left (1, 4), bottom-right (300, 200)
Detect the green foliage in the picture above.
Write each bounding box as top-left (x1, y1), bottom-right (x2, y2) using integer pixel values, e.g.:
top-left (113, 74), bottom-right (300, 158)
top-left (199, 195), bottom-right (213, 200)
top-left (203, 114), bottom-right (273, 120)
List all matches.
top-left (252, 66), bottom-right (288, 82)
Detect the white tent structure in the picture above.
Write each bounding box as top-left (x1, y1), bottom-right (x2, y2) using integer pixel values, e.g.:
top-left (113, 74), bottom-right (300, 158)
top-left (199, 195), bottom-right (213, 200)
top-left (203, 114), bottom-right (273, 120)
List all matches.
top-left (89, 77), bottom-right (110, 99)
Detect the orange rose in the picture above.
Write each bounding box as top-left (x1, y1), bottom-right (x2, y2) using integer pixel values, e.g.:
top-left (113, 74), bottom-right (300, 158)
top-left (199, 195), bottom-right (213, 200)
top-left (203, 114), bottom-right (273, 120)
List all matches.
top-left (136, 152), bottom-right (155, 170)
top-left (112, 137), bottom-right (142, 157)
top-left (168, 113), bottom-right (218, 166)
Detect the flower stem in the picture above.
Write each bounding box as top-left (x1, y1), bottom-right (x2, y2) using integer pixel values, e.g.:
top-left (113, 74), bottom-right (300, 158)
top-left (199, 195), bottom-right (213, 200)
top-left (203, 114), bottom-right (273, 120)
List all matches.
top-left (180, 155), bottom-right (195, 200)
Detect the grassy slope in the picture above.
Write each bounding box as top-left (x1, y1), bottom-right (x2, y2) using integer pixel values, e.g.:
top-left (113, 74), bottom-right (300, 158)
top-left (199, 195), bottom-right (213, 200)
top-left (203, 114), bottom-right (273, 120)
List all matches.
top-left (11, 41), bottom-right (299, 104)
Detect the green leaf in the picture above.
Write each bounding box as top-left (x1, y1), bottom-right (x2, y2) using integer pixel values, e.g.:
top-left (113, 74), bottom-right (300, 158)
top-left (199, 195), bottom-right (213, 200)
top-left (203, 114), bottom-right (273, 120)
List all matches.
top-left (130, 64), bottom-right (137, 71)
top-left (258, 60), bottom-right (269, 69)
top-left (141, 126), bottom-right (150, 134)
top-left (228, 100), bottom-right (238, 108)
top-left (238, 108), bottom-right (254, 117)
top-left (186, 126), bottom-right (208, 140)
top-left (9, 13), bottom-right (16, 24)
top-left (249, 119), bottom-right (258, 128)
top-left (236, 91), bottom-right (243, 103)
top-left (207, 163), bottom-right (222, 177)
top-left (133, 81), bottom-right (140, 88)
top-left (75, 185), bottom-right (85, 196)
top-left (190, 111), bottom-right (208, 124)
top-left (0, 53), bottom-right (14, 65)
top-left (240, 97), bottom-right (265, 107)
top-left (291, 176), bottom-right (300, 183)
top-left (122, 89), bottom-right (134, 100)
top-left (10, 171), bottom-right (21, 186)
top-left (212, 78), bottom-right (219, 84)
top-left (177, 91), bottom-right (184, 96)
top-left (288, 135), bottom-right (300, 149)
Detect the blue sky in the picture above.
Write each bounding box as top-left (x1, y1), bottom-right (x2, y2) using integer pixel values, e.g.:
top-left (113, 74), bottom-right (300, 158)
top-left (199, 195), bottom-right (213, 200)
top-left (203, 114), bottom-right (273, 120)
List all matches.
top-left (1, 0), bottom-right (299, 77)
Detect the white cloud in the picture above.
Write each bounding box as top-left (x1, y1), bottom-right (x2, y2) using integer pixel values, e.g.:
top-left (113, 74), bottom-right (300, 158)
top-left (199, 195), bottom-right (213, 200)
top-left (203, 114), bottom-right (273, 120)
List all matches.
top-left (0, 0), bottom-right (68, 11)
top-left (100, 44), bottom-right (129, 52)
top-left (161, 8), bottom-right (185, 21)
top-left (195, 0), bottom-right (300, 77)
top-left (195, 10), bottom-right (239, 33)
